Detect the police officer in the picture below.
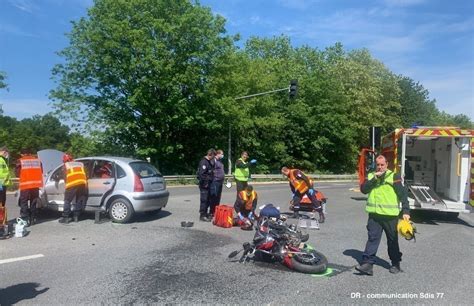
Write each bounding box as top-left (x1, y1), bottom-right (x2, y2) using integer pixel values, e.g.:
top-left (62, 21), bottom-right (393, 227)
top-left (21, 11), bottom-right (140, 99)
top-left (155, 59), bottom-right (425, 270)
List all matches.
top-left (281, 167), bottom-right (325, 223)
top-left (16, 149), bottom-right (43, 226)
top-left (356, 155), bottom-right (410, 275)
top-left (197, 149), bottom-right (215, 222)
top-left (59, 154), bottom-right (87, 224)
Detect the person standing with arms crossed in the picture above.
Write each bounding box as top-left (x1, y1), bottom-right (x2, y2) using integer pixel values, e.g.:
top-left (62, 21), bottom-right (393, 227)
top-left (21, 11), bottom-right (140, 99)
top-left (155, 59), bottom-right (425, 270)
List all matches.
top-left (356, 155), bottom-right (410, 275)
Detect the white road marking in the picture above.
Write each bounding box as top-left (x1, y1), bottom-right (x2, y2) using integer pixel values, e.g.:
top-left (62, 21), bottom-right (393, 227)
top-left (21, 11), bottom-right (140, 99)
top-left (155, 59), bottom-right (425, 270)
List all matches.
top-left (0, 254), bottom-right (45, 265)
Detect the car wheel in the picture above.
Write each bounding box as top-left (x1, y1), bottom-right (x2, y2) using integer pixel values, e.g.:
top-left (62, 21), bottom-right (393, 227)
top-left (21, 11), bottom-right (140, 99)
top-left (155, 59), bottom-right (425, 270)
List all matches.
top-left (146, 208), bottom-right (162, 215)
top-left (109, 198), bottom-right (134, 223)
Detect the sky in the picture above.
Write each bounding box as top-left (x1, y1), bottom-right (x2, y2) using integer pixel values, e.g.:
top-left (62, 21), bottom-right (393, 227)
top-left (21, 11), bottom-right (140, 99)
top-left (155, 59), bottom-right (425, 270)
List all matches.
top-left (0, 0), bottom-right (473, 121)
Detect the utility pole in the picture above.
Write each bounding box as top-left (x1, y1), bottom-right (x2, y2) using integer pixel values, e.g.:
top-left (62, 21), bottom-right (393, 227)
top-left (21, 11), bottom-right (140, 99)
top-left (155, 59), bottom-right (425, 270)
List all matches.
top-left (227, 80), bottom-right (298, 175)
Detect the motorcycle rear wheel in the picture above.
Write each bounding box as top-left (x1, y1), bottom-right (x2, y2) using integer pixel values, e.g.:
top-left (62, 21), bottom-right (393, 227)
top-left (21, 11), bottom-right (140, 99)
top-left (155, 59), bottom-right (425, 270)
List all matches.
top-left (291, 249), bottom-right (328, 274)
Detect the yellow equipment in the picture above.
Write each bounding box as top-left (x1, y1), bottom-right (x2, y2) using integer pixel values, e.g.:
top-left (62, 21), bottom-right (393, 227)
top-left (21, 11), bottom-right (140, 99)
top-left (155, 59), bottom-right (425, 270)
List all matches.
top-left (397, 219), bottom-right (416, 241)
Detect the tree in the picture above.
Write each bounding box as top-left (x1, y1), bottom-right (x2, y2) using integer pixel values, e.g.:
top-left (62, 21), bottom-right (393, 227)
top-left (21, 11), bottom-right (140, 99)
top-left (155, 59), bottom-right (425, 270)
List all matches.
top-left (0, 71), bottom-right (7, 90)
top-left (51, 0), bottom-right (236, 174)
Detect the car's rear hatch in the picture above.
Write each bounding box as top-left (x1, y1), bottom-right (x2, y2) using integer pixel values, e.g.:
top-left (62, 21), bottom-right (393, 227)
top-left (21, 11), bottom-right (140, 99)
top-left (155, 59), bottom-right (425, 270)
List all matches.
top-left (129, 161), bottom-right (166, 192)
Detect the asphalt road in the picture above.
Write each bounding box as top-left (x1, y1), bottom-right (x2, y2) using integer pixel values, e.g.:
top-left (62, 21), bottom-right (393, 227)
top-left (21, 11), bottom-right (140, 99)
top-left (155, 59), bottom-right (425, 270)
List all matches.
top-left (1, 182), bottom-right (473, 305)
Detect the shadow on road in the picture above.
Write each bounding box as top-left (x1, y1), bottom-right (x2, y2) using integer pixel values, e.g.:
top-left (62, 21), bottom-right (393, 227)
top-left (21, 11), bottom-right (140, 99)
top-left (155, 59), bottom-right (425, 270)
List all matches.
top-left (343, 249), bottom-right (391, 269)
top-left (0, 283), bottom-right (49, 305)
top-left (411, 211), bottom-right (473, 228)
top-left (133, 210), bottom-right (172, 223)
top-left (350, 197), bottom-right (368, 201)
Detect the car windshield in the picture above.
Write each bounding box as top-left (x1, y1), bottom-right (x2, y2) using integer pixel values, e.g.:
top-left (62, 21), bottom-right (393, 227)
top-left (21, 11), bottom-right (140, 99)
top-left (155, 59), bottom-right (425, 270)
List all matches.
top-left (129, 162), bottom-right (162, 178)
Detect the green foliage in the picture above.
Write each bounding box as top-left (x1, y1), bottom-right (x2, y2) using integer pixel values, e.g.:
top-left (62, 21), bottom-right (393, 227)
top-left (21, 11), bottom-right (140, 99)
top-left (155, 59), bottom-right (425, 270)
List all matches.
top-left (51, 0), bottom-right (235, 173)
top-left (49, 0), bottom-right (473, 174)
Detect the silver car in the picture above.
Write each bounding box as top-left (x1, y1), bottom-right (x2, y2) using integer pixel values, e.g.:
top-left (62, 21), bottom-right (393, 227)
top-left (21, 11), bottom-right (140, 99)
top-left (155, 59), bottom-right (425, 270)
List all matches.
top-left (41, 156), bottom-right (169, 223)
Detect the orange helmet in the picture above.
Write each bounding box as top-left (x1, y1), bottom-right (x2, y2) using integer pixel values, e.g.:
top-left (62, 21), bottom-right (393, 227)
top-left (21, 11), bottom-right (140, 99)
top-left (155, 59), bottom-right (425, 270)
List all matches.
top-left (63, 153), bottom-right (73, 163)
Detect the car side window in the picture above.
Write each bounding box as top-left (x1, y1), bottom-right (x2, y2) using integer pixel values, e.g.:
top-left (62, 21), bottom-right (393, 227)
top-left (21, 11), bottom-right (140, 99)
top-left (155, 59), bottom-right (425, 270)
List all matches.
top-left (91, 160), bottom-right (115, 179)
top-left (50, 166), bottom-right (64, 182)
top-left (116, 165), bottom-right (126, 179)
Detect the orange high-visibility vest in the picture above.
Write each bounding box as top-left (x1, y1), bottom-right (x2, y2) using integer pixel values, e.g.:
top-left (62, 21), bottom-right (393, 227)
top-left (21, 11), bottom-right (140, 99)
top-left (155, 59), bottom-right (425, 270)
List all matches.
top-left (19, 156), bottom-right (43, 190)
top-left (238, 190), bottom-right (257, 211)
top-left (65, 161), bottom-right (87, 189)
top-left (288, 169), bottom-right (313, 194)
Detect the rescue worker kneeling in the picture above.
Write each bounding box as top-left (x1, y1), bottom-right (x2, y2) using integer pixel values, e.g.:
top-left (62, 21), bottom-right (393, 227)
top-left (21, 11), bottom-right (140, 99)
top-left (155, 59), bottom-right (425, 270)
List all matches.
top-left (234, 185), bottom-right (257, 230)
top-left (59, 154), bottom-right (88, 224)
top-left (281, 167), bottom-right (325, 223)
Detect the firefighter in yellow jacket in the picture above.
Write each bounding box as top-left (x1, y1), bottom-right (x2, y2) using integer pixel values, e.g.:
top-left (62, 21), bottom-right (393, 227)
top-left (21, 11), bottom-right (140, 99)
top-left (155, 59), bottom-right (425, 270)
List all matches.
top-left (356, 155), bottom-right (410, 275)
top-left (59, 154), bottom-right (87, 224)
top-left (234, 185), bottom-right (258, 229)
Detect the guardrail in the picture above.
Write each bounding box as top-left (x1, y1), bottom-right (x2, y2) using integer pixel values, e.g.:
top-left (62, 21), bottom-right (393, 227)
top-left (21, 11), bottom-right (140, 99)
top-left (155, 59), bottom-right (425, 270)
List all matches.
top-left (163, 173), bottom-right (357, 184)
top-left (7, 173), bottom-right (357, 188)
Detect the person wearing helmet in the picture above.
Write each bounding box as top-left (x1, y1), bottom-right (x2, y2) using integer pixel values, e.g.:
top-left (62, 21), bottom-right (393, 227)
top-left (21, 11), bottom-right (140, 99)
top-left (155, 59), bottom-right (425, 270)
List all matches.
top-left (356, 155), bottom-right (410, 275)
top-left (281, 167), bottom-right (325, 223)
top-left (58, 153), bottom-right (87, 224)
top-left (15, 148), bottom-right (43, 226)
top-left (234, 185), bottom-right (258, 229)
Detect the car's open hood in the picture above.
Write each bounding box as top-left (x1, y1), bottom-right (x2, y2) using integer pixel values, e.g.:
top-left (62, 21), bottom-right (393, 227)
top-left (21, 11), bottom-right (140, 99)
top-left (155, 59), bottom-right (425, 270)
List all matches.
top-left (38, 149), bottom-right (64, 180)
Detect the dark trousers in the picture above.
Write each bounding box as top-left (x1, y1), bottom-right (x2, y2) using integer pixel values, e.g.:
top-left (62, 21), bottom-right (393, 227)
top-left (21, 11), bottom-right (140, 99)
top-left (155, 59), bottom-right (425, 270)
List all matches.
top-left (292, 190), bottom-right (322, 212)
top-left (0, 186), bottom-right (6, 207)
top-left (210, 181), bottom-right (223, 215)
top-left (63, 185), bottom-right (87, 217)
top-left (19, 188), bottom-right (39, 218)
top-left (199, 186), bottom-right (212, 216)
top-left (362, 213), bottom-right (402, 265)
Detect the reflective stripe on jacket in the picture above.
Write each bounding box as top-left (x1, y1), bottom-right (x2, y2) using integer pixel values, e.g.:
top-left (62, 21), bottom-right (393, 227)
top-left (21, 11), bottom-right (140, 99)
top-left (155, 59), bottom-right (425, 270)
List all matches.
top-left (65, 161), bottom-right (87, 189)
top-left (19, 156), bottom-right (43, 190)
top-left (238, 190), bottom-right (257, 211)
top-left (288, 169), bottom-right (312, 194)
top-left (234, 158), bottom-right (249, 182)
top-left (0, 157), bottom-right (11, 186)
top-left (366, 170), bottom-right (400, 216)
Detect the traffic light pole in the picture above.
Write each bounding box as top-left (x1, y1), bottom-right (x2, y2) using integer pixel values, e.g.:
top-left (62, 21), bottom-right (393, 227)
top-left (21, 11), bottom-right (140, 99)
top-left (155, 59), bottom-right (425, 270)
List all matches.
top-left (227, 85), bottom-right (292, 175)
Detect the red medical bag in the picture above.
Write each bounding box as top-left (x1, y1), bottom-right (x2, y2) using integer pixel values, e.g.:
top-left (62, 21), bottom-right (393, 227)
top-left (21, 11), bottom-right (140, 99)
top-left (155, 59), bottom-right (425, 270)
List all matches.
top-left (212, 205), bottom-right (234, 228)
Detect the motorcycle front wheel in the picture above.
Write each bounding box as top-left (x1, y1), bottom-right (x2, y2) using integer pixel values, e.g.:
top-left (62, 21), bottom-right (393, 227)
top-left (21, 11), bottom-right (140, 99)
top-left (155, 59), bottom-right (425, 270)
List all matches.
top-left (291, 249), bottom-right (328, 274)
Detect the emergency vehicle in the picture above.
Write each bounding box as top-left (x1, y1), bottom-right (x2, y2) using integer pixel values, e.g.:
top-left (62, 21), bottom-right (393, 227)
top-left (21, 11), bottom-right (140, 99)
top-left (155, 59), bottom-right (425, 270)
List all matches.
top-left (359, 126), bottom-right (473, 217)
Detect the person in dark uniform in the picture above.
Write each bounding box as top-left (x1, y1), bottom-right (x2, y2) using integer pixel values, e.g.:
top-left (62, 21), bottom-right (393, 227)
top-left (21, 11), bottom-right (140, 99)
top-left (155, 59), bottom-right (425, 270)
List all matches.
top-left (197, 149), bottom-right (215, 222)
top-left (210, 149), bottom-right (225, 217)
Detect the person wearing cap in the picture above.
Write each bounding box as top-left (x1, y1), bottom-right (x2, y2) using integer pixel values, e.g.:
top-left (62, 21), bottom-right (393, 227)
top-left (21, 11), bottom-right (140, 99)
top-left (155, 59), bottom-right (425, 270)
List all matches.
top-left (59, 153), bottom-right (87, 224)
top-left (0, 148), bottom-right (11, 208)
top-left (15, 149), bottom-right (43, 226)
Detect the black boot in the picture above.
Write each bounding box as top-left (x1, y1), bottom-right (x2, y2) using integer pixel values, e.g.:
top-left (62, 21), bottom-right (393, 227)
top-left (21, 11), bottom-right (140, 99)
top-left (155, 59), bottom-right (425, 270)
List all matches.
top-left (355, 263), bottom-right (373, 275)
top-left (318, 212), bottom-right (325, 223)
top-left (389, 263), bottom-right (402, 274)
top-left (29, 214), bottom-right (37, 226)
top-left (73, 212), bottom-right (80, 223)
top-left (59, 216), bottom-right (71, 224)
top-left (199, 214), bottom-right (211, 222)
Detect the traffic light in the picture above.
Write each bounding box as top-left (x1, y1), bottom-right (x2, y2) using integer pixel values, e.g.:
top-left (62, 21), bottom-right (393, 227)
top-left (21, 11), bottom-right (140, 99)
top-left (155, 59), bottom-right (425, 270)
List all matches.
top-left (289, 79), bottom-right (298, 99)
